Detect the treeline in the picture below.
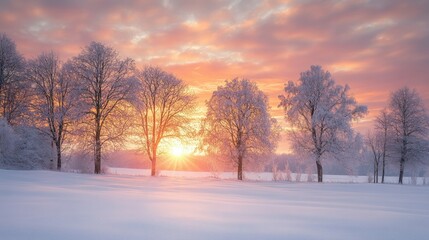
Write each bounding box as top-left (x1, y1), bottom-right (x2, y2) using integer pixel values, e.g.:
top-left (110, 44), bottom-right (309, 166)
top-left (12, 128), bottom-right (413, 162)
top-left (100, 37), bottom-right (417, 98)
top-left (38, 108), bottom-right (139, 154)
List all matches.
top-left (0, 33), bottom-right (428, 183)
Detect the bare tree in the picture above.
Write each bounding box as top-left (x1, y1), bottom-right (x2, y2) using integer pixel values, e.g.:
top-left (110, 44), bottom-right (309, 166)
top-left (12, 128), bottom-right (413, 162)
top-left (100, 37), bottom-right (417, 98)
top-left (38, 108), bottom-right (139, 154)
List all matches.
top-left (279, 65), bottom-right (367, 182)
top-left (202, 78), bottom-right (279, 180)
top-left (27, 52), bottom-right (78, 171)
top-left (366, 131), bottom-right (383, 183)
top-left (0, 33), bottom-right (27, 125)
top-left (375, 109), bottom-right (392, 183)
top-left (70, 42), bottom-right (135, 174)
top-left (388, 87), bottom-right (429, 184)
top-left (133, 66), bottom-right (196, 176)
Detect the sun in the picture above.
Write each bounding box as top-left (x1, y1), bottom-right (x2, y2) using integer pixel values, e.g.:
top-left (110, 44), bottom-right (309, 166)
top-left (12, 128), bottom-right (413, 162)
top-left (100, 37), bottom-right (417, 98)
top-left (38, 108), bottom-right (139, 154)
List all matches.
top-left (166, 140), bottom-right (196, 159)
top-left (170, 146), bottom-right (185, 157)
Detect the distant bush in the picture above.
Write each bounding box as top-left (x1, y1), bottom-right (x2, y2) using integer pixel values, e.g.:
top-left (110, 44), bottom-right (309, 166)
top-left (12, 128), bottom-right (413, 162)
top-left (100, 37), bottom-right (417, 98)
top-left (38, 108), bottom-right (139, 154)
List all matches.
top-left (0, 119), bottom-right (17, 164)
top-left (0, 119), bottom-right (51, 170)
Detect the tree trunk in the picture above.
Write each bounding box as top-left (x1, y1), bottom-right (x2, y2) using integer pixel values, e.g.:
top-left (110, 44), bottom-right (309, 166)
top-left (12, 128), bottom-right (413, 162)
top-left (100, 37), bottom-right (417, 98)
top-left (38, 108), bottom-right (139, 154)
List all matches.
top-left (376, 167), bottom-right (379, 183)
top-left (151, 147), bottom-right (157, 176)
top-left (381, 156), bottom-right (386, 183)
top-left (56, 142), bottom-right (61, 171)
top-left (375, 161), bottom-right (379, 183)
top-left (94, 131), bottom-right (101, 174)
top-left (316, 159), bottom-right (323, 182)
top-left (237, 155), bottom-right (243, 180)
top-left (381, 133), bottom-right (387, 183)
top-left (151, 156), bottom-right (157, 176)
top-left (399, 158), bottom-right (405, 184)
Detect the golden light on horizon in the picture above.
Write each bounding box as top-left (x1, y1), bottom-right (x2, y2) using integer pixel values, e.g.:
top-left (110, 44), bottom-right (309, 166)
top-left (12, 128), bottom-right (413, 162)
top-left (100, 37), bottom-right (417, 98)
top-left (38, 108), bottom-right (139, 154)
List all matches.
top-left (170, 145), bottom-right (185, 158)
top-left (163, 140), bottom-right (202, 172)
top-left (166, 139), bottom-right (196, 158)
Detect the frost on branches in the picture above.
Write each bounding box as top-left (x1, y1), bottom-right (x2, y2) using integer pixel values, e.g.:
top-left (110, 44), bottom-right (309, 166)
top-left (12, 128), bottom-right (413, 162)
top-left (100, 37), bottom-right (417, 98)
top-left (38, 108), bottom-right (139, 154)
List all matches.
top-left (0, 33), bottom-right (27, 125)
top-left (202, 78), bottom-right (279, 180)
top-left (26, 52), bottom-right (79, 171)
top-left (279, 65), bottom-right (367, 182)
top-left (0, 119), bottom-right (52, 169)
top-left (388, 87), bottom-right (429, 184)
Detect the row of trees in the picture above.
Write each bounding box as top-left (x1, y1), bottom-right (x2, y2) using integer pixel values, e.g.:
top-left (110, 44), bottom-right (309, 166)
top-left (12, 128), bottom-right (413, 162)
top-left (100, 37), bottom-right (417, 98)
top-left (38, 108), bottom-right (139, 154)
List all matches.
top-left (1, 33), bottom-right (428, 182)
top-left (0, 33), bottom-right (279, 179)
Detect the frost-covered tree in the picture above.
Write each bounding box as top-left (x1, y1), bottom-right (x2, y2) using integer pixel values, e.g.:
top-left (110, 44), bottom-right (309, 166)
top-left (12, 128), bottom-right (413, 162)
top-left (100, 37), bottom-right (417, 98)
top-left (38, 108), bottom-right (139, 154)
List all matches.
top-left (279, 65), bottom-right (367, 182)
top-left (70, 42), bottom-right (135, 174)
top-left (388, 87), bottom-right (429, 184)
top-left (27, 52), bottom-right (78, 171)
top-left (0, 118), bottom-right (17, 164)
top-left (133, 66), bottom-right (196, 176)
top-left (0, 119), bottom-right (51, 170)
top-left (202, 78), bottom-right (279, 180)
top-left (0, 33), bottom-right (27, 125)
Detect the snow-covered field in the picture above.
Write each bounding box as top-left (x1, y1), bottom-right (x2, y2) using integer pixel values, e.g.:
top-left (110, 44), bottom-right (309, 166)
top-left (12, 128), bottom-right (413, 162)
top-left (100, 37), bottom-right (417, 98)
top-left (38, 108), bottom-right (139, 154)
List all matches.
top-left (1, 170), bottom-right (429, 240)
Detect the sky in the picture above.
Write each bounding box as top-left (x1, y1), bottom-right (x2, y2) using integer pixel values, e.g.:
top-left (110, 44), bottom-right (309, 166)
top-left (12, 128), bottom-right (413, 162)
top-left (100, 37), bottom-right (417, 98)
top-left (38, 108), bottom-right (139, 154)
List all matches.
top-left (1, 0), bottom-right (429, 153)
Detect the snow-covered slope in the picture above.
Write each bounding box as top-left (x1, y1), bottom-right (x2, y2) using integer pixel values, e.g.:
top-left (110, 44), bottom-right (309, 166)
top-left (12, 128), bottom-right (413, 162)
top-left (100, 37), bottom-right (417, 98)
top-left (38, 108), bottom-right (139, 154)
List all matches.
top-left (1, 170), bottom-right (428, 240)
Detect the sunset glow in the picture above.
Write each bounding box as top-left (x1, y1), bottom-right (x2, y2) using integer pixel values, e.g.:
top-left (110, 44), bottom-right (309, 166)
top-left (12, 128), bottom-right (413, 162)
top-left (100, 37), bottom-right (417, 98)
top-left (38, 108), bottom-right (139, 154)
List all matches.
top-left (1, 0), bottom-right (428, 154)
top-left (165, 139), bottom-right (196, 159)
top-left (170, 146), bottom-right (185, 158)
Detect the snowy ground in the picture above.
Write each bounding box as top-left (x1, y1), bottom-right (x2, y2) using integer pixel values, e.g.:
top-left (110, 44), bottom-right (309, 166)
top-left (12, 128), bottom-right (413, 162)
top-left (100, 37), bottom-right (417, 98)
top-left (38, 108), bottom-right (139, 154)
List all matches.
top-left (1, 170), bottom-right (429, 240)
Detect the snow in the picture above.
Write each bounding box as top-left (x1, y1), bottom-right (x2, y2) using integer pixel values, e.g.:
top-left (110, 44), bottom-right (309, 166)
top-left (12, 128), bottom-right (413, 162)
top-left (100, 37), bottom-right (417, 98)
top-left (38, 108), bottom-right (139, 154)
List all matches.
top-left (1, 169), bottom-right (429, 240)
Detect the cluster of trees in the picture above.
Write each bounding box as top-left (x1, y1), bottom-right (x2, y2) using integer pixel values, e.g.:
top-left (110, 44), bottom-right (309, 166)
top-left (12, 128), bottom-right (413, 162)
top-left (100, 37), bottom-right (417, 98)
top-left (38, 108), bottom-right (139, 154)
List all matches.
top-left (367, 87), bottom-right (429, 184)
top-left (279, 66), bottom-right (368, 182)
top-left (1, 33), bottom-right (428, 183)
top-left (0, 34), bottom-right (197, 176)
top-left (279, 66), bottom-right (429, 184)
